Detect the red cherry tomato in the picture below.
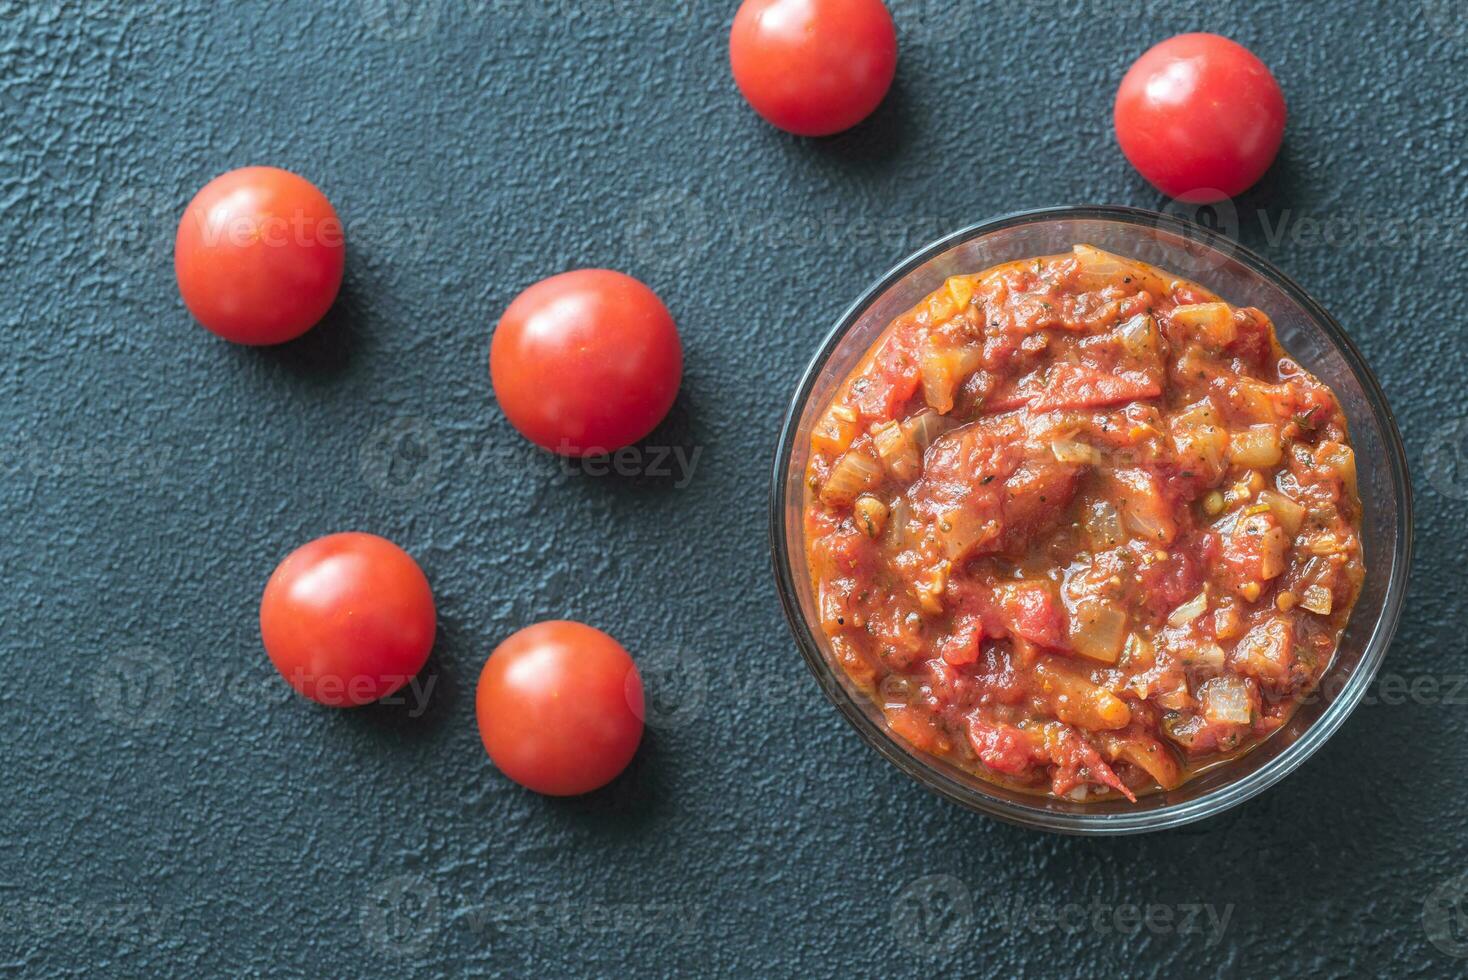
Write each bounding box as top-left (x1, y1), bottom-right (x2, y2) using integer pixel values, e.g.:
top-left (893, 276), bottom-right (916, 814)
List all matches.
top-left (490, 270), bottom-right (682, 457)
top-left (730, 0), bottom-right (897, 137)
top-left (260, 533), bottom-right (435, 707)
top-left (476, 621), bottom-right (644, 796)
top-left (175, 166), bottom-right (345, 345)
top-left (1114, 33), bottom-right (1286, 202)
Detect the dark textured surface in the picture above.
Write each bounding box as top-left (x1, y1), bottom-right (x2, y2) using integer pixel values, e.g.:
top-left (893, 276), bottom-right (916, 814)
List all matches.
top-left (1, 0), bottom-right (1465, 975)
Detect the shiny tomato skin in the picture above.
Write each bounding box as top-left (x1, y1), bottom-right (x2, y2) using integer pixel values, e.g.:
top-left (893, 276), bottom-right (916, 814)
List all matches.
top-left (1114, 33), bottom-right (1286, 202)
top-left (260, 533), bottom-right (435, 707)
top-left (490, 270), bottom-right (682, 457)
top-left (476, 621), bottom-right (645, 797)
top-left (730, 0), bottom-right (897, 137)
top-left (175, 166), bottom-right (345, 345)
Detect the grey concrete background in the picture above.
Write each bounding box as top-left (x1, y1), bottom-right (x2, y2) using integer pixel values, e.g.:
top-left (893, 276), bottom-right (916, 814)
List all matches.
top-left (2, 0), bottom-right (1466, 975)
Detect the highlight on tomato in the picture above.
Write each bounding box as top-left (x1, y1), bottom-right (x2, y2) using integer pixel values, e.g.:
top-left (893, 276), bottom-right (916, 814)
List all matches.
top-left (1113, 33), bottom-right (1286, 203)
top-left (476, 621), bottom-right (645, 796)
top-left (729, 0), bottom-right (898, 137)
top-left (175, 166), bottom-right (345, 345)
top-left (490, 269), bottom-right (682, 457)
top-left (260, 532), bottom-right (436, 707)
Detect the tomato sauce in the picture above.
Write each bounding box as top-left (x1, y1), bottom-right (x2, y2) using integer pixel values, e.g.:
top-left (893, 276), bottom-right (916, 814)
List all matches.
top-left (802, 246), bottom-right (1364, 801)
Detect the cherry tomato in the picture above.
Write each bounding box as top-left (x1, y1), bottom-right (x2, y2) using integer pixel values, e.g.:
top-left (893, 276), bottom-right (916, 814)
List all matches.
top-left (476, 621), bottom-right (644, 796)
top-left (175, 166), bottom-right (345, 345)
top-left (1114, 33), bottom-right (1286, 202)
top-left (490, 270), bottom-right (682, 456)
top-left (730, 0), bottom-right (897, 137)
top-left (260, 533), bottom-right (435, 707)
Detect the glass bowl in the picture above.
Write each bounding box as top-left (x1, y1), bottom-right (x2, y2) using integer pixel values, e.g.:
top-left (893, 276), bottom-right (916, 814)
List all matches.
top-left (769, 205), bottom-right (1413, 834)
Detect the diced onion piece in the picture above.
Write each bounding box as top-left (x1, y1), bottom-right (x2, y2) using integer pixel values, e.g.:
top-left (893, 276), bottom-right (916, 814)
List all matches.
top-left (1229, 424), bottom-right (1283, 468)
top-left (1233, 618), bottom-right (1294, 685)
top-left (1233, 512), bottom-right (1289, 581)
top-left (1300, 584), bottom-right (1334, 615)
top-left (946, 275), bottom-right (975, 310)
top-left (1117, 313), bottom-right (1161, 360)
top-left (872, 421), bottom-right (919, 481)
top-left (1170, 303), bottom-right (1237, 346)
top-left (820, 448), bottom-right (881, 506)
top-left (1167, 589), bottom-right (1209, 627)
top-left (1170, 400), bottom-right (1229, 482)
top-left (1033, 660), bottom-right (1132, 731)
top-left (1082, 499), bottom-right (1124, 548)
top-left (1198, 676), bottom-right (1256, 725)
top-left (811, 404), bottom-right (859, 456)
top-left (1178, 640), bottom-right (1226, 671)
top-left (1213, 602), bottom-right (1243, 640)
top-left (1050, 436), bottom-right (1104, 467)
top-left (1108, 469), bottom-right (1177, 544)
top-left (1257, 489), bottom-right (1305, 536)
top-left (853, 495), bottom-right (888, 538)
top-left (1318, 442), bottom-right (1358, 499)
top-left (1154, 682), bottom-right (1193, 712)
top-left (885, 495), bottom-right (911, 546)
top-left (1120, 633), bottom-right (1156, 670)
top-left (1068, 600), bottom-right (1128, 664)
top-left (934, 507), bottom-right (996, 561)
top-left (1234, 379), bottom-right (1280, 425)
top-left (1104, 734), bottom-right (1184, 790)
top-left (1161, 712), bottom-right (1205, 749)
top-left (1259, 526), bottom-right (1288, 580)
top-left (1072, 244), bottom-right (1168, 296)
top-left (919, 346), bottom-right (981, 415)
top-left (901, 408), bottom-right (948, 454)
top-left (914, 561), bottom-right (950, 615)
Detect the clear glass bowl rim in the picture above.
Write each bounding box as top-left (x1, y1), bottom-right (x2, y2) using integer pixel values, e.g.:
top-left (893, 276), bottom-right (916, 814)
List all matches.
top-left (768, 204), bottom-right (1414, 835)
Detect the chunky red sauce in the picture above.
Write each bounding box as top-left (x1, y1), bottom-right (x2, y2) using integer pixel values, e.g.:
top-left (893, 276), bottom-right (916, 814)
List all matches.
top-left (803, 246), bottom-right (1364, 801)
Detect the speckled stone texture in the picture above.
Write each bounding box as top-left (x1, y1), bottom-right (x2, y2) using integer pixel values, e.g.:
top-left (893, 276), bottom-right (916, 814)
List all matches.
top-left (1, 0), bottom-right (1464, 975)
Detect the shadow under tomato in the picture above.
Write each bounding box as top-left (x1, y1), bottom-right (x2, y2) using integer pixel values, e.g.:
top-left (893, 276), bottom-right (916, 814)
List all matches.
top-left (796, 75), bottom-right (914, 172)
top-left (336, 645), bottom-right (458, 738)
top-left (1231, 146), bottom-right (1312, 255)
top-left (527, 389), bottom-right (704, 498)
top-left (530, 728), bottom-right (669, 835)
top-left (244, 279), bottom-right (362, 380)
